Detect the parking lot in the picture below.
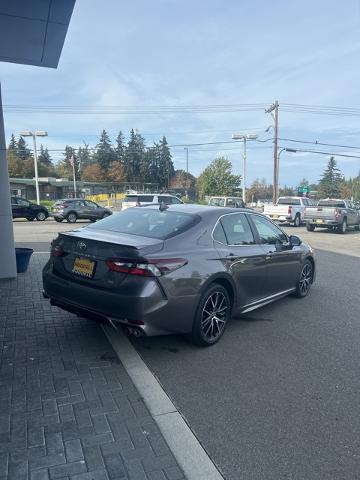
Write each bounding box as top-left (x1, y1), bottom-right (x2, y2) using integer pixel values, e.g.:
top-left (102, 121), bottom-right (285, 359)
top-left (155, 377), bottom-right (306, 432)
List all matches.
top-left (13, 218), bottom-right (360, 258)
top-left (12, 219), bottom-right (360, 479)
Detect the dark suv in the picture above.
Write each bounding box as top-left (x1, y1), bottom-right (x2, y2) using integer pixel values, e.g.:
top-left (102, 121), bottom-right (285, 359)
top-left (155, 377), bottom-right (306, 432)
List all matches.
top-left (11, 196), bottom-right (49, 221)
top-left (52, 199), bottom-right (113, 223)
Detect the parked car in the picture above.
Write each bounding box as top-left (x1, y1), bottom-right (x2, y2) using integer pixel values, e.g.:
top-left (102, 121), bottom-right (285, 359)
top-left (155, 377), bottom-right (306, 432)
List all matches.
top-left (121, 193), bottom-right (183, 210)
top-left (52, 199), bottom-right (112, 223)
top-left (43, 204), bottom-right (315, 346)
top-left (208, 196), bottom-right (245, 208)
top-left (263, 196), bottom-right (313, 227)
top-left (304, 198), bottom-right (360, 233)
top-left (11, 196), bottom-right (49, 221)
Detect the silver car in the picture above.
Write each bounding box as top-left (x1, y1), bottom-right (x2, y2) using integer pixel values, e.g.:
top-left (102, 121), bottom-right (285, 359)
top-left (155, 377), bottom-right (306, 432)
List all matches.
top-left (43, 204), bottom-right (315, 346)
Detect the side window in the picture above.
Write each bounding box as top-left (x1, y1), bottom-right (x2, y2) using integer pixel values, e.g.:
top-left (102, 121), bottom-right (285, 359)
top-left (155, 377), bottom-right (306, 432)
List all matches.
top-left (84, 200), bottom-right (98, 209)
top-left (72, 201), bottom-right (84, 208)
top-left (213, 221), bottom-right (227, 244)
top-left (17, 198), bottom-right (30, 206)
top-left (11, 197), bottom-right (17, 204)
top-left (302, 199), bottom-right (309, 206)
top-left (220, 214), bottom-right (255, 245)
top-left (226, 198), bottom-right (235, 207)
top-left (138, 195), bottom-right (154, 202)
top-left (158, 196), bottom-right (172, 204)
top-left (171, 197), bottom-right (182, 204)
top-left (250, 215), bottom-right (287, 245)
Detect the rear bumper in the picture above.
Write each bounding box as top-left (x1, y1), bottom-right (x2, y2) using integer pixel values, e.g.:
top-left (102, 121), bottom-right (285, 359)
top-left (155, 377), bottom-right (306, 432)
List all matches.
top-left (42, 260), bottom-right (198, 336)
top-left (269, 215), bottom-right (293, 223)
top-left (305, 219), bottom-right (339, 226)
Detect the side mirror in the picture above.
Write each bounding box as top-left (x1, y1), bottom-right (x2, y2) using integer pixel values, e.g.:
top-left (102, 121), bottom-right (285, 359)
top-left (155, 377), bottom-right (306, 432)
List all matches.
top-left (289, 235), bottom-right (302, 247)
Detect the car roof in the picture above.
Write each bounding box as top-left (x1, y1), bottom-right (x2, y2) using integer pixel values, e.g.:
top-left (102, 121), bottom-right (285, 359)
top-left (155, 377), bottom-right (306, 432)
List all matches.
top-left (141, 203), bottom-right (254, 215)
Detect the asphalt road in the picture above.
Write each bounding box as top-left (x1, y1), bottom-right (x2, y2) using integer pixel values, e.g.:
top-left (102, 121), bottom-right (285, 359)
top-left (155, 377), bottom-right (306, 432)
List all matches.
top-left (131, 250), bottom-right (360, 480)
top-left (12, 219), bottom-right (360, 479)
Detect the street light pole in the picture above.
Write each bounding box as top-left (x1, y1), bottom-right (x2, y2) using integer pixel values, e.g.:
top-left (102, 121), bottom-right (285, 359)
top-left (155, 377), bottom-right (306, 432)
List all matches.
top-left (242, 137), bottom-right (247, 204)
top-left (184, 147), bottom-right (189, 174)
top-left (20, 130), bottom-right (48, 205)
top-left (32, 134), bottom-right (40, 205)
top-left (276, 147), bottom-right (296, 198)
top-left (232, 133), bottom-right (258, 204)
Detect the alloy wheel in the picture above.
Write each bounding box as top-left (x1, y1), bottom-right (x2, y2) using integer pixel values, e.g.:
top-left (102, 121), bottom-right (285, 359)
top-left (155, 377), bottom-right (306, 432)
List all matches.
top-left (201, 291), bottom-right (228, 341)
top-left (299, 263), bottom-right (312, 296)
top-left (36, 211), bottom-right (46, 221)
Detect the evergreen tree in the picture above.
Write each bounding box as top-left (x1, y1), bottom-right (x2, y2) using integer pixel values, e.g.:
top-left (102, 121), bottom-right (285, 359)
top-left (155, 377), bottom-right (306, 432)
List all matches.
top-left (124, 129), bottom-right (145, 181)
top-left (318, 157), bottom-right (344, 198)
top-left (61, 145), bottom-right (80, 180)
top-left (115, 131), bottom-right (126, 164)
top-left (17, 136), bottom-right (31, 161)
top-left (8, 134), bottom-right (17, 154)
top-left (157, 136), bottom-right (174, 189)
top-left (38, 145), bottom-right (53, 167)
top-left (77, 144), bottom-right (92, 174)
top-left (94, 130), bottom-right (114, 172)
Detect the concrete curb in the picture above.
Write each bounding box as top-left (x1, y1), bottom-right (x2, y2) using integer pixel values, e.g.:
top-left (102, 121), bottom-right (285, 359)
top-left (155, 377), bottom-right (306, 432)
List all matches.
top-left (102, 325), bottom-right (224, 480)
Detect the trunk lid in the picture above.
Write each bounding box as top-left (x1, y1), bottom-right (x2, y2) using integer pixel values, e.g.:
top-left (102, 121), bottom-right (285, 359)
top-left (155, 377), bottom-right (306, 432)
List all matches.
top-left (52, 229), bottom-right (164, 288)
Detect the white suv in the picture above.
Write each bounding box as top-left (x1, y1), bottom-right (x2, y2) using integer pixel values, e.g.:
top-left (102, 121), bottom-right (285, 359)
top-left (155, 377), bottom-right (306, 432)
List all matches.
top-left (121, 193), bottom-right (183, 210)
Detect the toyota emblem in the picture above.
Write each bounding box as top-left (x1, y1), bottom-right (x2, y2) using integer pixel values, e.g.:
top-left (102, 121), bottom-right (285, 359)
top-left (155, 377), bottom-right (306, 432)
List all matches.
top-left (77, 241), bottom-right (87, 251)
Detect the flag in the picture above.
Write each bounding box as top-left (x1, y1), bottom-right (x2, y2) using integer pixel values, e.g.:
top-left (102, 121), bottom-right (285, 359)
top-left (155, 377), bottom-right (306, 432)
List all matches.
top-left (69, 154), bottom-right (75, 167)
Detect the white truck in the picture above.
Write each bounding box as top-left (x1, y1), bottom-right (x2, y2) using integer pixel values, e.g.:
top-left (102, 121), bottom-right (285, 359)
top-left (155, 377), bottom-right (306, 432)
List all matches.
top-left (263, 196), bottom-right (313, 227)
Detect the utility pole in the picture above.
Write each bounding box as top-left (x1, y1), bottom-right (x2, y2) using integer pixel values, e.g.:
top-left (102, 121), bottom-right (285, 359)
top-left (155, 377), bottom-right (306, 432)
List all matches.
top-left (265, 100), bottom-right (279, 204)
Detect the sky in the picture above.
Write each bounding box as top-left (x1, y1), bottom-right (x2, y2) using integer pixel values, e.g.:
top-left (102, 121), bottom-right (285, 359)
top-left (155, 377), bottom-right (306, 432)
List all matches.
top-left (1, 0), bottom-right (360, 187)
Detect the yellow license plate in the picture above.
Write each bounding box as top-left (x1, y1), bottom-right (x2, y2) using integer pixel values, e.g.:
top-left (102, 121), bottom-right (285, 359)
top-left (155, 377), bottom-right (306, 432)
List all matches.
top-left (72, 257), bottom-right (95, 278)
top-left (316, 219), bottom-right (324, 224)
top-left (272, 215), bottom-right (279, 219)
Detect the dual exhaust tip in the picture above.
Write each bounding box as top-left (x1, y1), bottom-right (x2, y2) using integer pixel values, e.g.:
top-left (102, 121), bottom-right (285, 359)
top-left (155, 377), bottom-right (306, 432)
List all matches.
top-left (43, 290), bottom-right (144, 338)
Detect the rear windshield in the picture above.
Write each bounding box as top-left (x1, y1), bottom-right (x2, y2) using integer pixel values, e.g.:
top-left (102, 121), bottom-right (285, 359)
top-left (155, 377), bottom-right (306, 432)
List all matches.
top-left (87, 208), bottom-right (200, 239)
top-left (318, 200), bottom-right (346, 208)
top-left (277, 198), bottom-right (301, 205)
top-left (209, 198), bottom-right (225, 207)
top-left (123, 195), bottom-right (154, 202)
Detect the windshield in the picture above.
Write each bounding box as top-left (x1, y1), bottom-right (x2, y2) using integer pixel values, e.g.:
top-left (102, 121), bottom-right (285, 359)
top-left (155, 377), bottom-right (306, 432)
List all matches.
top-left (318, 200), bottom-right (346, 208)
top-left (277, 198), bottom-right (301, 205)
top-left (87, 208), bottom-right (199, 239)
top-left (209, 198), bottom-right (225, 207)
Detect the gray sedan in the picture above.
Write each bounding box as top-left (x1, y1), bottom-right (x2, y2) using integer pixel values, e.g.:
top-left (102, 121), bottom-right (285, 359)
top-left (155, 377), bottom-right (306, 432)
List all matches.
top-left (43, 204), bottom-right (315, 346)
top-left (52, 199), bottom-right (112, 223)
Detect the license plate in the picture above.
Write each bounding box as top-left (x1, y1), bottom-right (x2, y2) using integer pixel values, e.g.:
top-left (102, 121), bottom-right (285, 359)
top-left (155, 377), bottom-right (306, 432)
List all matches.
top-left (272, 215), bottom-right (279, 219)
top-left (72, 257), bottom-right (95, 278)
top-left (315, 219), bottom-right (324, 224)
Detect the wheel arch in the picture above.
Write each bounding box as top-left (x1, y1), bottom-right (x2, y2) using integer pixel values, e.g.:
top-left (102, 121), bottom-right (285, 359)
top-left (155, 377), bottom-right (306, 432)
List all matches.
top-left (199, 274), bottom-right (237, 312)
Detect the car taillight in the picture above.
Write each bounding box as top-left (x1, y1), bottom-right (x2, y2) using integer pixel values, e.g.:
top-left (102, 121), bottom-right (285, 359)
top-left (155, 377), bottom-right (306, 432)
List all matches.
top-left (106, 258), bottom-right (188, 277)
top-left (288, 205), bottom-right (292, 214)
top-left (51, 242), bottom-right (64, 257)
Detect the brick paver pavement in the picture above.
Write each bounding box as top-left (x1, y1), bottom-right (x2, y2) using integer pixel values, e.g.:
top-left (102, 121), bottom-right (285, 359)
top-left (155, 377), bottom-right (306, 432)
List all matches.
top-left (0, 253), bottom-right (186, 480)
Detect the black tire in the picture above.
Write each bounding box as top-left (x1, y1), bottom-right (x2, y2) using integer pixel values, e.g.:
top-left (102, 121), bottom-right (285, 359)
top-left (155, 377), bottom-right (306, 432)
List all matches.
top-left (293, 260), bottom-right (313, 298)
top-left (354, 224), bottom-right (359, 231)
top-left (188, 284), bottom-right (231, 347)
top-left (66, 212), bottom-right (77, 223)
top-left (306, 223), bottom-right (315, 232)
top-left (54, 218), bottom-right (63, 223)
top-left (26, 217), bottom-right (34, 221)
top-left (89, 218), bottom-right (97, 223)
top-left (293, 214), bottom-right (301, 227)
top-left (102, 212), bottom-right (111, 219)
top-left (337, 218), bottom-right (347, 234)
top-left (36, 211), bottom-right (47, 221)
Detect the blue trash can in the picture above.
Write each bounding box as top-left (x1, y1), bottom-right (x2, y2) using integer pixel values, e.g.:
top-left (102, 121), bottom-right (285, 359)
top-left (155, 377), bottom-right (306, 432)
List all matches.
top-left (15, 248), bottom-right (34, 273)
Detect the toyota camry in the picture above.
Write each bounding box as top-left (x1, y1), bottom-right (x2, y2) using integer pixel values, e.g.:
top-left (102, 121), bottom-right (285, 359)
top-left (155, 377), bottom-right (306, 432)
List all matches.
top-left (43, 204), bottom-right (315, 346)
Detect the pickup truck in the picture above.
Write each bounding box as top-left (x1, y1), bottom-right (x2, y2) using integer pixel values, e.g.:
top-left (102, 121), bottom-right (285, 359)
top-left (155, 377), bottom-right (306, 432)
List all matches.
top-left (263, 196), bottom-right (313, 227)
top-left (304, 199), bottom-right (360, 234)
